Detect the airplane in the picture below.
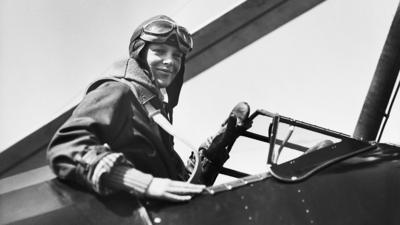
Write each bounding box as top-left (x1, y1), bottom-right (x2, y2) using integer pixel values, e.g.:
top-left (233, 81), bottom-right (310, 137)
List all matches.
top-left (1, 106), bottom-right (399, 225)
top-left (1, 0), bottom-right (399, 224)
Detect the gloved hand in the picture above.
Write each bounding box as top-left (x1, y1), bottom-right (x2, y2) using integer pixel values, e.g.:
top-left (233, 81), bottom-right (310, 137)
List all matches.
top-left (145, 178), bottom-right (205, 202)
top-left (201, 102), bottom-right (252, 166)
top-left (191, 102), bottom-right (252, 185)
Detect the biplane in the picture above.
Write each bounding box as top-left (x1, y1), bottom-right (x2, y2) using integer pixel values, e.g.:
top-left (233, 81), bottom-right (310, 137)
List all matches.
top-left (1, 109), bottom-right (399, 225)
top-left (1, 0), bottom-right (400, 224)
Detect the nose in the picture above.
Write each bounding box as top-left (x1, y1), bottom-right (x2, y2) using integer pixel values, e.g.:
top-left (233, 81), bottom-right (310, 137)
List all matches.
top-left (162, 55), bottom-right (175, 67)
top-left (163, 57), bottom-right (172, 64)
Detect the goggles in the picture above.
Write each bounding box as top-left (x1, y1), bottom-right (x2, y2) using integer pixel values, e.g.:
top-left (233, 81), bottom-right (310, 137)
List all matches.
top-left (140, 19), bottom-right (193, 54)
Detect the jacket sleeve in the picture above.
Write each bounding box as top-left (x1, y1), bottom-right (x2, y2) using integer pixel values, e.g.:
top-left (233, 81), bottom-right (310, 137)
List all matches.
top-left (47, 81), bottom-right (136, 194)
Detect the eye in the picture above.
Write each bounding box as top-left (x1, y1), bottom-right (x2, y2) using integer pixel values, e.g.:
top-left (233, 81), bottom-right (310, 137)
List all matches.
top-left (153, 48), bottom-right (166, 55)
top-left (173, 53), bottom-right (182, 59)
top-left (172, 50), bottom-right (183, 58)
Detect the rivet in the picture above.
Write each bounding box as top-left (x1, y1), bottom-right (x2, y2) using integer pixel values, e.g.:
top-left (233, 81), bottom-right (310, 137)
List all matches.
top-left (154, 217), bottom-right (162, 223)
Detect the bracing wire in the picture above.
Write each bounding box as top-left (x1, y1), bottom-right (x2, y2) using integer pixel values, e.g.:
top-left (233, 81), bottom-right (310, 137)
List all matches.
top-left (377, 74), bottom-right (400, 142)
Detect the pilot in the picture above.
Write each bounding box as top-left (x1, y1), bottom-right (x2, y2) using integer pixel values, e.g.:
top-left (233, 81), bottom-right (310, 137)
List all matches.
top-left (47, 15), bottom-right (251, 202)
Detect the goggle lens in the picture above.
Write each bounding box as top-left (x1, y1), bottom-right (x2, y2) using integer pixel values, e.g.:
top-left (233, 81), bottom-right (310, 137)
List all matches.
top-left (177, 26), bottom-right (193, 49)
top-left (143, 20), bottom-right (174, 36)
top-left (142, 20), bottom-right (193, 52)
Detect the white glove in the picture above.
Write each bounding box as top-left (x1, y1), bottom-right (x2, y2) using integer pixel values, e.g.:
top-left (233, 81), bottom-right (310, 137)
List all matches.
top-left (145, 178), bottom-right (205, 202)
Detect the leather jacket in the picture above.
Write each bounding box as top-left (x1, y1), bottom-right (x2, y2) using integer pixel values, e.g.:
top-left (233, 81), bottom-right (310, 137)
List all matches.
top-left (47, 59), bottom-right (190, 192)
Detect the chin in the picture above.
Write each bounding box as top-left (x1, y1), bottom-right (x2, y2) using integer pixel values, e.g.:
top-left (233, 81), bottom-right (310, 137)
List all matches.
top-left (156, 80), bottom-right (171, 88)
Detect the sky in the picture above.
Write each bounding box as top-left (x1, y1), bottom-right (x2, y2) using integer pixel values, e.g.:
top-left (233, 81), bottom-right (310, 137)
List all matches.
top-left (0, 0), bottom-right (399, 170)
top-left (0, 0), bottom-right (244, 151)
top-left (172, 0), bottom-right (400, 176)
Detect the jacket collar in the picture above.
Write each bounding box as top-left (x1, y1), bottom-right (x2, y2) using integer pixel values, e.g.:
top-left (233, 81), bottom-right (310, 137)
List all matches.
top-left (102, 58), bottom-right (163, 105)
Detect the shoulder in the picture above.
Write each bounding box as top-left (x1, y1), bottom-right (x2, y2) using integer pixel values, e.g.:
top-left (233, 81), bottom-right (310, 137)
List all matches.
top-left (73, 80), bottom-right (135, 117)
top-left (88, 80), bottom-right (132, 98)
top-left (78, 80), bottom-right (138, 111)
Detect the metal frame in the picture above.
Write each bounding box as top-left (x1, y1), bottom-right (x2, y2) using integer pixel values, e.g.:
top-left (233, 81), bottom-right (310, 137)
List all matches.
top-left (220, 108), bottom-right (354, 177)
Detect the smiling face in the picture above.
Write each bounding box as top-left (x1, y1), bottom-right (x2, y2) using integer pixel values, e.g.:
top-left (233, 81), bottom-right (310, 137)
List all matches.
top-left (145, 43), bottom-right (183, 88)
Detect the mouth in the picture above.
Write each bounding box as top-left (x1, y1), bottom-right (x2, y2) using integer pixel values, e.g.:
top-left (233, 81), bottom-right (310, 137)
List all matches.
top-left (157, 68), bottom-right (174, 75)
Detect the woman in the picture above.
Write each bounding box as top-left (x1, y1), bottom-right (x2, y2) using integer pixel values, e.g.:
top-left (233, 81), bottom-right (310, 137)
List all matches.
top-left (47, 15), bottom-right (251, 202)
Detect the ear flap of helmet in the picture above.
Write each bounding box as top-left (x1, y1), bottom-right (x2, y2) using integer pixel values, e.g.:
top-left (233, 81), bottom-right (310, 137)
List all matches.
top-left (166, 62), bottom-right (184, 108)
